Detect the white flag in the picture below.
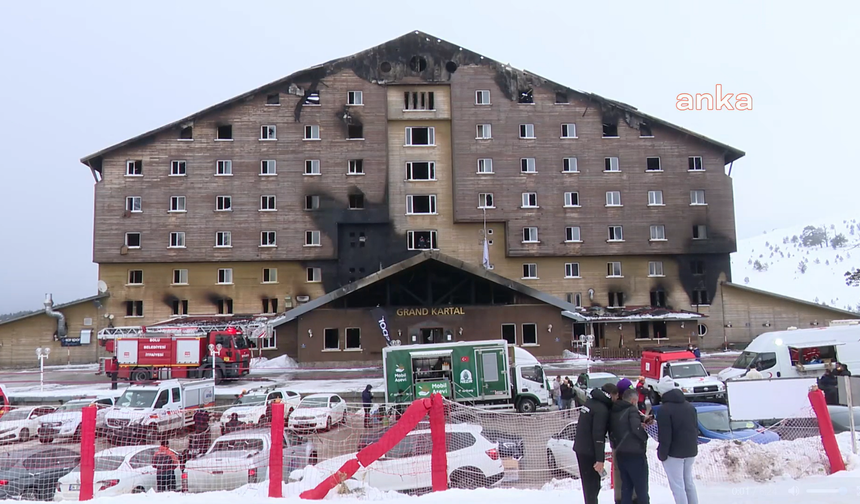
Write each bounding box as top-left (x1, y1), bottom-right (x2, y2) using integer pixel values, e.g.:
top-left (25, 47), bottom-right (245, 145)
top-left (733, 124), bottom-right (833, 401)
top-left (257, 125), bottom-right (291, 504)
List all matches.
top-left (482, 238), bottom-right (490, 269)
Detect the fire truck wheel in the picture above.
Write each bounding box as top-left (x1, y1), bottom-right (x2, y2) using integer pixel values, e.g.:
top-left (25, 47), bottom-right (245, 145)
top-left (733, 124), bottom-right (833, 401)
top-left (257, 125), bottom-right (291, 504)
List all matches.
top-left (130, 369), bottom-right (150, 382)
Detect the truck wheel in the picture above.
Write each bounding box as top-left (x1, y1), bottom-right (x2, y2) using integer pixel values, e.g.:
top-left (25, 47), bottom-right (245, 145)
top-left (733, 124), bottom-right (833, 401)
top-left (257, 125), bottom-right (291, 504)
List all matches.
top-left (39, 436), bottom-right (53, 444)
top-left (130, 369), bottom-right (149, 382)
top-left (19, 428), bottom-right (29, 443)
top-left (517, 398), bottom-right (537, 414)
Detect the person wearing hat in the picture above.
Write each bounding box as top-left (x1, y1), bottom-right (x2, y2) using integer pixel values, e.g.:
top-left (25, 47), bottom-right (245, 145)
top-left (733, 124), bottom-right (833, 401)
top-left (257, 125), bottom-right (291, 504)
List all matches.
top-left (612, 377), bottom-right (637, 504)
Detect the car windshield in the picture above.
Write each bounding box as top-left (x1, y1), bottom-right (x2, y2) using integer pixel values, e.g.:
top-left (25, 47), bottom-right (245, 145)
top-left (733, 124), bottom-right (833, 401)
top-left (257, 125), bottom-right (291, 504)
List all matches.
top-left (211, 439), bottom-right (264, 453)
top-left (116, 390), bottom-right (157, 408)
top-left (732, 351), bottom-right (757, 369)
top-left (730, 420), bottom-right (758, 431)
top-left (698, 410), bottom-right (731, 432)
top-left (0, 409), bottom-right (31, 421)
top-left (670, 363), bottom-right (708, 379)
top-left (589, 377), bottom-right (618, 390)
top-left (58, 402), bottom-right (88, 412)
top-left (298, 398), bottom-right (328, 409)
top-left (234, 337), bottom-right (248, 350)
top-left (72, 456), bottom-right (125, 472)
top-left (237, 394), bottom-right (267, 405)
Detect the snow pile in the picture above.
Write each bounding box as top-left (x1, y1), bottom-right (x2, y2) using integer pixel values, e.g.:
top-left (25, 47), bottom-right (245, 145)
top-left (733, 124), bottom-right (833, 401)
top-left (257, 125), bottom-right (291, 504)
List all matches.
top-left (282, 465), bottom-right (402, 500)
top-left (554, 350), bottom-right (605, 367)
top-left (561, 350), bottom-right (588, 360)
top-left (250, 354), bottom-right (299, 373)
top-left (540, 478), bottom-right (581, 491)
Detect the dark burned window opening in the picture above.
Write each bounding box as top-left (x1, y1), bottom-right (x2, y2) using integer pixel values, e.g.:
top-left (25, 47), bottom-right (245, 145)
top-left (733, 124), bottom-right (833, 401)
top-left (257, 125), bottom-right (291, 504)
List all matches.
top-left (346, 328), bottom-right (361, 349)
top-left (404, 91), bottom-right (435, 111)
top-left (646, 157), bottom-right (662, 171)
top-left (406, 162), bottom-right (435, 180)
top-left (179, 126), bottom-right (193, 140)
top-left (692, 289), bottom-right (709, 305)
top-left (406, 127), bottom-right (434, 145)
top-left (518, 89), bottom-right (534, 104)
top-left (348, 194), bottom-right (365, 210)
top-left (602, 123), bottom-right (619, 137)
top-left (409, 55), bottom-right (428, 72)
top-left (172, 299), bottom-right (188, 316)
top-left (303, 91), bottom-right (320, 106)
top-left (125, 300), bottom-right (143, 317)
top-left (324, 328), bottom-right (339, 350)
top-left (691, 260), bottom-right (705, 275)
top-left (216, 125), bottom-right (232, 140)
top-left (693, 225), bottom-right (708, 240)
top-left (555, 92), bottom-right (569, 104)
top-left (262, 298), bottom-right (278, 314)
top-left (608, 291), bottom-right (625, 308)
top-left (445, 61), bottom-right (458, 73)
top-left (304, 195), bottom-right (319, 211)
top-left (650, 290), bottom-right (667, 308)
top-left (379, 61), bottom-right (392, 73)
top-left (216, 298), bottom-right (233, 315)
top-left (266, 94), bottom-right (280, 105)
top-left (347, 124), bottom-right (364, 139)
top-left (639, 124), bottom-right (653, 137)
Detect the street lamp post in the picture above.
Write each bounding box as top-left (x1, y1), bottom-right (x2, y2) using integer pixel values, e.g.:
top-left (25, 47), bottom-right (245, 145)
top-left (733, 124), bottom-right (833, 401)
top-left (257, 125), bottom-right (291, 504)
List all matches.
top-left (578, 334), bottom-right (595, 373)
top-left (35, 347), bottom-right (51, 392)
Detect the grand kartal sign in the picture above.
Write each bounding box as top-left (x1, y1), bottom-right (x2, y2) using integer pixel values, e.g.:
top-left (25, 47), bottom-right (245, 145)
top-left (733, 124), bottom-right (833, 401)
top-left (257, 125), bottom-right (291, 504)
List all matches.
top-left (394, 307), bottom-right (466, 317)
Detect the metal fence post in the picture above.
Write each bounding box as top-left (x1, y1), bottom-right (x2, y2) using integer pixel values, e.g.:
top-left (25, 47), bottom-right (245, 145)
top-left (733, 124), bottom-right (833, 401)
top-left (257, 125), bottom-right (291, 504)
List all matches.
top-left (845, 376), bottom-right (857, 455)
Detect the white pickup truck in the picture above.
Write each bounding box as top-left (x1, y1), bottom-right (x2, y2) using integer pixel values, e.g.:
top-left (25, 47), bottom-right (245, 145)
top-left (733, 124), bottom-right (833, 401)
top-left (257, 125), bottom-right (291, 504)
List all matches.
top-left (104, 379), bottom-right (214, 443)
top-left (641, 348), bottom-right (725, 404)
top-left (220, 386), bottom-right (302, 428)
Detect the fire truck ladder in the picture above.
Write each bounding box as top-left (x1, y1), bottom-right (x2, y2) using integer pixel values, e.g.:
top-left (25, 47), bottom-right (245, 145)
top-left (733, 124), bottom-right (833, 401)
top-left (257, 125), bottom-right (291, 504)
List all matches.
top-left (97, 320), bottom-right (272, 341)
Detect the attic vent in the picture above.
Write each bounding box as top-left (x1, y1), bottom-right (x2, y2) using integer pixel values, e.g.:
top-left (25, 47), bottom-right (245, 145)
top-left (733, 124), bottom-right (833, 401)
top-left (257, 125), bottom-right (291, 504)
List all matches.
top-left (445, 61), bottom-right (458, 73)
top-left (409, 56), bottom-right (427, 72)
top-left (379, 61), bottom-right (392, 73)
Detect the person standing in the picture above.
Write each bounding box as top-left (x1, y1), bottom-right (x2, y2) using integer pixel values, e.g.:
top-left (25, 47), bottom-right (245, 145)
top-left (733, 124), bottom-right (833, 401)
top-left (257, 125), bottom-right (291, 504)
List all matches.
top-left (153, 440), bottom-right (179, 492)
top-left (613, 377), bottom-right (637, 504)
top-left (560, 377), bottom-right (575, 416)
top-left (362, 384), bottom-right (374, 428)
top-left (610, 388), bottom-right (650, 504)
top-left (656, 388), bottom-right (699, 504)
top-left (635, 377), bottom-right (648, 413)
top-left (552, 376), bottom-right (562, 410)
top-left (574, 383), bottom-right (618, 504)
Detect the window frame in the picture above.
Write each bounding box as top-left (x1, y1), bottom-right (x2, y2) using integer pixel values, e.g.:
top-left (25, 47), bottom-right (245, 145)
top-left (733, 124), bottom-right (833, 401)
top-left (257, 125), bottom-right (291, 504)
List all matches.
top-left (518, 124), bottom-right (535, 139)
top-left (304, 230), bottom-right (321, 247)
top-left (215, 195), bottom-right (232, 212)
top-left (605, 191), bottom-right (622, 207)
top-left (260, 160), bottom-right (277, 176)
top-left (688, 156), bottom-right (705, 171)
top-left (217, 268), bottom-right (233, 285)
top-left (169, 196), bottom-right (186, 213)
top-left (693, 224), bottom-right (708, 240)
top-left (125, 300), bottom-right (144, 318)
top-left (347, 159), bottom-right (364, 175)
top-left (215, 160), bottom-right (232, 176)
top-left (607, 226), bottom-right (624, 242)
top-left (522, 226), bottom-right (539, 244)
top-left (304, 195), bottom-right (320, 211)
top-left (404, 126), bottom-right (436, 146)
top-left (406, 194), bottom-right (438, 215)
top-left (260, 195), bottom-right (277, 211)
top-left (306, 267), bottom-right (322, 283)
top-left (520, 158), bottom-right (537, 173)
top-left (645, 157), bottom-right (662, 172)
top-left (215, 231), bottom-right (232, 248)
top-left (565, 226), bottom-right (582, 243)
top-left (501, 323), bottom-right (517, 345)
top-left (564, 192), bottom-right (580, 208)
top-left (648, 261), bottom-right (665, 277)
top-left (477, 158), bottom-right (494, 174)
top-left (172, 269), bottom-right (189, 285)
top-left (564, 262), bottom-right (581, 279)
top-left (560, 123), bottom-right (577, 139)
top-left (126, 196), bottom-right (142, 213)
top-left (607, 261), bottom-right (623, 278)
top-left (406, 230), bottom-right (439, 250)
top-left (521, 192), bottom-right (538, 208)
top-left (262, 268), bottom-right (278, 284)
top-left (475, 90), bottom-right (491, 105)
top-left (476, 124), bottom-right (492, 139)
top-left (521, 323), bottom-right (538, 346)
top-left (127, 270), bottom-right (143, 286)
top-left (125, 160), bottom-right (143, 177)
top-left (168, 231), bottom-right (186, 248)
top-left (648, 190), bottom-right (664, 206)
top-left (347, 90), bottom-right (363, 106)
top-left (405, 161), bottom-right (436, 181)
top-left (563, 157), bottom-right (579, 173)
top-left (650, 225), bottom-right (667, 241)
top-left (522, 263), bottom-right (538, 280)
top-left (170, 160), bottom-right (187, 177)
top-left (345, 327), bottom-right (362, 350)
top-left (604, 157), bottom-right (620, 172)
top-left (303, 125), bottom-right (320, 140)
top-left (260, 125), bottom-right (277, 141)
top-left (304, 159), bottom-right (321, 176)
top-left (478, 193), bottom-right (494, 209)
top-left (260, 231), bottom-right (277, 248)
top-left (690, 190), bottom-right (707, 206)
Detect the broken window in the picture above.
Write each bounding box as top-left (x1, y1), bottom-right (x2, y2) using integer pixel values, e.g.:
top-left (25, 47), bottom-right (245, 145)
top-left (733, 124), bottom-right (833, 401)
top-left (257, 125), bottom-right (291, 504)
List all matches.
top-left (348, 194), bottom-right (364, 210)
top-left (563, 157), bottom-right (578, 173)
top-left (518, 89), bottom-right (534, 104)
top-left (564, 192), bottom-right (579, 207)
top-left (266, 93), bottom-right (280, 105)
top-left (555, 92), bottom-right (569, 104)
top-left (649, 261), bottom-right (664, 277)
top-left (565, 226), bottom-right (581, 242)
top-left (127, 270), bottom-right (143, 285)
top-left (522, 324), bottom-right (538, 345)
top-left (476, 90), bottom-right (491, 105)
top-left (215, 231), bottom-right (231, 248)
top-left (636, 322), bottom-right (651, 339)
top-left (216, 298), bottom-right (233, 315)
top-left (216, 125), bottom-right (232, 140)
top-left (403, 91), bottom-right (435, 110)
top-left (561, 124), bottom-right (576, 138)
top-left (522, 227), bottom-right (538, 243)
top-left (348, 159), bottom-right (364, 175)
top-left (646, 157), bottom-right (662, 171)
top-left (126, 196), bottom-right (142, 213)
top-left (608, 226), bottom-right (623, 241)
top-left (125, 300), bottom-right (144, 317)
top-left (602, 123), bottom-right (619, 137)
top-left (406, 161), bottom-right (435, 180)
top-left (478, 193), bottom-right (494, 208)
top-left (304, 195), bottom-right (320, 211)
top-left (692, 289), bottom-right (709, 305)
top-left (347, 124), bottom-right (363, 139)
top-left (604, 157), bottom-right (620, 172)
top-left (407, 230), bottom-right (438, 250)
top-left (406, 194), bottom-right (437, 214)
top-left (690, 261), bottom-right (705, 275)
top-left (345, 328), bottom-right (361, 349)
top-left (171, 299), bottom-right (188, 316)
top-left (608, 291), bottom-right (625, 308)
top-left (522, 263), bottom-right (538, 279)
top-left (125, 232), bottom-right (141, 248)
top-left (519, 124), bottom-right (535, 138)
top-left (307, 267), bottom-right (321, 283)
top-left (639, 124), bottom-right (653, 137)
top-left (324, 328), bottom-right (339, 349)
top-left (305, 230), bottom-right (321, 246)
top-left (262, 298), bottom-right (278, 314)
top-left (568, 293), bottom-right (583, 307)
top-left (405, 127), bottom-right (434, 145)
top-left (304, 160), bottom-right (320, 175)
top-left (126, 160), bottom-right (143, 176)
top-left (688, 156), bottom-right (704, 171)
top-left (179, 126), bottom-right (193, 139)
top-left (477, 159), bottom-right (493, 173)
top-left (303, 91), bottom-right (320, 106)
top-left (260, 231), bottom-right (276, 247)
top-left (607, 262), bottom-right (622, 277)
top-left (693, 225), bottom-right (708, 240)
top-left (650, 290), bottom-right (667, 307)
top-left (520, 158), bottom-right (536, 173)
top-left (347, 91), bottom-right (363, 105)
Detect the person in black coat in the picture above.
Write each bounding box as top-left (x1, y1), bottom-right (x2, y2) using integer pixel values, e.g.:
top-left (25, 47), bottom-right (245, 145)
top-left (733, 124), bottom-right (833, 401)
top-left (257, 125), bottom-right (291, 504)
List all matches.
top-left (362, 385), bottom-right (373, 428)
top-left (834, 362), bottom-right (851, 377)
top-left (609, 388), bottom-right (650, 504)
top-left (574, 383), bottom-right (618, 504)
top-left (560, 378), bottom-right (575, 417)
top-left (819, 367), bottom-right (839, 405)
top-left (656, 389), bottom-right (699, 504)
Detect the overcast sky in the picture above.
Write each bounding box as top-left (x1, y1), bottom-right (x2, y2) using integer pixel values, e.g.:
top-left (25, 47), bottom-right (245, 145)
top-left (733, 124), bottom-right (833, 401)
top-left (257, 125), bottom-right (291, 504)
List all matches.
top-left (1, 1), bottom-right (857, 313)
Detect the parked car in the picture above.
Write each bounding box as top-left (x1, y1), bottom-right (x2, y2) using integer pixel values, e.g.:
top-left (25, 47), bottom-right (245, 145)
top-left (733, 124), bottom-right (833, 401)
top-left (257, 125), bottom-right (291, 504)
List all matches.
top-left (0, 406), bottom-right (56, 443)
top-left (220, 386), bottom-right (301, 428)
top-left (37, 397), bottom-right (115, 444)
top-left (483, 430), bottom-right (525, 461)
top-left (358, 425), bottom-right (391, 452)
top-left (650, 402), bottom-right (780, 444)
top-left (573, 372), bottom-right (619, 406)
top-left (546, 421), bottom-right (610, 478)
top-left (288, 394), bottom-right (347, 432)
top-left (0, 446), bottom-right (80, 501)
top-left (282, 430), bottom-right (319, 474)
top-left (55, 445), bottom-right (182, 499)
top-left (293, 423), bottom-right (504, 492)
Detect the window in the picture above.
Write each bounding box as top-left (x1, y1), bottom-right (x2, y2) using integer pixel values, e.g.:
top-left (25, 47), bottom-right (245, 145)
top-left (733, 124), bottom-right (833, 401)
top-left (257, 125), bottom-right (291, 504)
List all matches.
top-left (477, 158), bottom-right (493, 174)
top-left (520, 158), bottom-right (536, 173)
top-left (690, 190), bottom-right (706, 205)
top-left (608, 226), bottom-right (623, 241)
top-left (215, 231), bottom-right (232, 247)
top-left (262, 268), bottom-right (278, 283)
top-left (602, 123), bottom-right (619, 137)
top-left (565, 226), bottom-right (582, 242)
top-left (304, 195), bottom-right (320, 211)
top-left (607, 262), bottom-right (622, 277)
top-left (348, 124), bottom-right (364, 139)
top-left (698, 324), bottom-right (708, 337)
top-left (304, 125), bottom-right (320, 140)
top-left (406, 161), bottom-right (436, 180)
top-left (179, 125), bottom-right (193, 139)
top-left (519, 124), bottom-right (535, 139)
top-left (476, 124), bottom-right (492, 139)
top-left (169, 196), bottom-right (186, 212)
top-left (639, 124), bottom-right (653, 137)
top-left (305, 230), bottom-right (321, 247)
top-left (650, 290), bottom-right (667, 308)
top-left (406, 195), bottom-right (437, 214)
top-left (407, 230), bottom-right (438, 250)
top-left (216, 196), bottom-right (232, 211)
top-left (565, 263), bottom-right (581, 278)
top-left (303, 91), bottom-right (320, 106)
top-left (216, 298), bottom-right (233, 315)
top-left (403, 91), bottom-right (435, 110)
top-left (217, 268), bottom-right (233, 284)
top-left (260, 125), bottom-right (276, 140)
top-left (688, 156), bottom-right (704, 171)
top-left (476, 90), bottom-right (491, 105)
top-left (522, 263), bottom-right (538, 279)
top-left (172, 269), bottom-right (188, 285)
top-left (522, 192), bottom-right (538, 208)
top-left (216, 160), bottom-right (232, 176)
top-left (522, 323), bottom-right (538, 345)
top-left (693, 225), bottom-right (708, 240)
top-left (169, 232), bottom-right (186, 248)
top-left (690, 261), bottom-right (705, 275)
top-left (605, 191), bottom-right (622, 206)
top-left (348, 194), bottom-right (364, 209)
top-left (563, 157), bottom-right (578, 173)
top-left (501, 324), bottom-right (516, 345)
top-left (266, 93), bottom-right (280, 105)
top-left (405, 127), bottom-right (435, 146)
top-left (347, 91), bottom-right (363, 105)
top-left (324, 328), bottom-right (339, 350)
top-left (170, 160), bottom-right (186, 176)
top-left (646, 157), bottom-right (662, 171)
top-left (522, 227), bottom-right (539, 243)
top-left (260, 195), bottom-right (276, 211)
top-left (125, 300), bottom-right (144, 317)
top-left (126, 160), bottom-right (143, 176)
top-left (604, 157), bottom-right (620, 172)
top-left (345, 328), bottom-right (361, 349)
top-left (171, 299), bottom-right (188, 316)
top-left (648, 190), bottom-right (664, 206)
top-left (561, 124), bottom-right (576, 138)
top-left (692, 289), bottom-right (710, 305)
top-left (518, 89), bottom-right (534, 104)
top-left (555, 92), bottom-right (569, 104)
top-left (127, 270), bottom-right (143, 285)
top-left (126, 196), bottom-right (142, 213)
top-left (260, 231), bottom-right (277, 247)
top-left (564, 192), bottom-right (580, 207)
top-left (216, 125), bottom-right (232, 140)
top-left (348, 159), bottom-right (364, 175)
top-left (650, 225), bottom-right (666, 241)
top-left (608, 292), bottom-right (625, 308)
top-left (478, 193), bottom-right (494, 209)
top-left (260, 160), bottom-right (277, 175)
top-left (648, 261), bottom-right (664, 277)
top-left (306, 267), bottom-right (321, 283)
top-left (125, 232), bottom-right (141, 249)
top-left (304, 160), bottom-right (320, 175)
top-left (567, 292), bottom-right (583, 307)
top-left (262, 298), bottom-right (279, 314)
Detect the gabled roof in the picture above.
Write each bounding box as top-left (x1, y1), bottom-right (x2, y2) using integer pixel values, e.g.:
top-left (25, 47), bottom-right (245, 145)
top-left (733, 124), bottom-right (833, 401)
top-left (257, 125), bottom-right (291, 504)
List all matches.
top-left (721, 282), bottom-right (860, 318)
top-left (0, 294), bottom-right (109, 327)
top-left (270, 250), bottom-right (586, 326)
top-left (81, 30), bottom-right (744, 171)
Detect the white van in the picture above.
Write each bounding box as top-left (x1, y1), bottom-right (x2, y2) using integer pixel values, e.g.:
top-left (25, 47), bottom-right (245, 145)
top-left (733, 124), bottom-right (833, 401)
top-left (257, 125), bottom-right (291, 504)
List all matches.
top-left (718, 322), bottom-right (860, 381)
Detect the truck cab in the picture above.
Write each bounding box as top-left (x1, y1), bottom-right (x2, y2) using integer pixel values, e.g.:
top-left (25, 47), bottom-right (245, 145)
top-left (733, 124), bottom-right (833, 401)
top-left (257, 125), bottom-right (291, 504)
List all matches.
top-left (641, 348), bottom-right (725, 404)
top-left (207, 329), bottom-right (253, 381)
top-left (105, 379), bottom-right (186, 441)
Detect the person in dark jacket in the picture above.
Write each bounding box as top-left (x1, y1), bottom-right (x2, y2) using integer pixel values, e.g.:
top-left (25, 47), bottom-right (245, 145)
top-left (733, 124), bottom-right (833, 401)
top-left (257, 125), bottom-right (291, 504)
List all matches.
top-left (362, 385), bottom-right (373, 428)
top-left (574, 383), bottom-right (618, 504)
top-left (560, 378), bottom-right (575, 417)
top-left (613, 377), bottom-right (637, 504)
top-left (834, 362), bottom-right (851, 376)
top-left (609, 388), bottom-right (650, 504)
top-left (656, 389), bottom-right (699, 504)
top-left (818, 366), bottom-right (839, 405)
top-left (193, 409), bottom-right (210, 434)
top-left (223, 413), bottom-right (242, 434)
top-left (153, 440), bottom-right (179, 492)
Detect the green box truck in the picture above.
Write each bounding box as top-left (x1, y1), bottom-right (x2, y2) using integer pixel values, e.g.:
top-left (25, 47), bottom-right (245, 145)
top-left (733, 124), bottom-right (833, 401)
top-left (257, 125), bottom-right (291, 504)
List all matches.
top-left (382, 340), bottom-right (550, 413)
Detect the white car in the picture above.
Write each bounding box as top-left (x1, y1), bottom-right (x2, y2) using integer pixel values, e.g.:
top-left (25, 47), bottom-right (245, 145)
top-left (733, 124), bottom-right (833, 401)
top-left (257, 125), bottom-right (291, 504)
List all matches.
top-left (572, 372), bottom-right (619, 406)
top-left (546, 421), bottom-right (610, 478)
top-left (293, 423), bottom-right (505, 492)
top-left (185, 429), bottom-right (272, 493)
top-left (288, 394), bottom-right (347, 432)
top-left (55, 445), bottom-right (181, 499)
top-left (0, 406), bottom-right (56, 443)
top-left (37, 397), bottom-right (115, 443)
top-left (220, 387), bottom-right (301, 427)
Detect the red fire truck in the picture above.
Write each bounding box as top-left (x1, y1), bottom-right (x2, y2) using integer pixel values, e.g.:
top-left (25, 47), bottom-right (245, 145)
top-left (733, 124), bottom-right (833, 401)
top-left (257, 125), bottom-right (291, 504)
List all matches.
top-left (97, 323), bottom-right (265, 384)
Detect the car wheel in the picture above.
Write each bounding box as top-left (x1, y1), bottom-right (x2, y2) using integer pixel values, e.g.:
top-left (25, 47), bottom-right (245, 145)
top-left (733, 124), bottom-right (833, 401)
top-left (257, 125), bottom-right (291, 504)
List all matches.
top-left (450, 468), bottom-right (486, 489)
top-left (39, 436), bottom-right (53, 444)
top-left (130, 369), bottom-right (149, 382)
top-left (132, 486), bottom-right (145, 494)
top-left (19, 428), bottom-right (30, 443)
top-left (325, 416), bottom-right (332, 431)
top-left (517, 398), bottom-right (537, 414)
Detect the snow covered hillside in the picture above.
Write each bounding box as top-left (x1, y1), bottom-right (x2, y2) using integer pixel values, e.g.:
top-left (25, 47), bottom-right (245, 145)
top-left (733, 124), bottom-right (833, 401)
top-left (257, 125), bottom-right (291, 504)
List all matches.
top-left (732, 217), bottom-right (860, 312)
